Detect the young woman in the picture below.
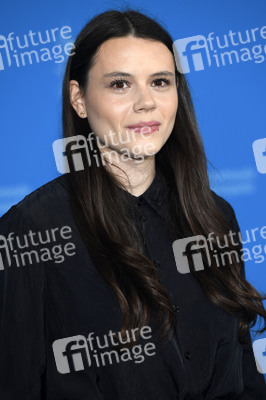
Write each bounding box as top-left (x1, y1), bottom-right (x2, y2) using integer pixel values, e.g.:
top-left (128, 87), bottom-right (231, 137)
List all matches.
top-left (0, 9), bottom-right (266, 399)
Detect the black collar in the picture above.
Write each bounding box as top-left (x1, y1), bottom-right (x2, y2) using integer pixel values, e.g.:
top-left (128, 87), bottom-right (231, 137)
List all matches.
top-left (121, 167), bottom-right (169, 220)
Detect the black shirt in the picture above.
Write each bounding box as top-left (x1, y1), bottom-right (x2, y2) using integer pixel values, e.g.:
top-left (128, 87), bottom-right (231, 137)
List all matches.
top-left (0, 168), bottom-right (265, 399)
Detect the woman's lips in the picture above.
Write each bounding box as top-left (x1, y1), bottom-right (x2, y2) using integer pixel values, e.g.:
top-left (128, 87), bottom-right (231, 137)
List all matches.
top-left (126, 121), bottom-right (161, 128)
top-left (128, 125), bottom-right (160, 134)
top-left (126, 121), bottom-right (161, 134)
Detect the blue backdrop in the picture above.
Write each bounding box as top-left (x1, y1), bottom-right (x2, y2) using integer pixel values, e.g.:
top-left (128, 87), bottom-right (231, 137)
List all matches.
top-left (1, 0), bottom-right (266, 379)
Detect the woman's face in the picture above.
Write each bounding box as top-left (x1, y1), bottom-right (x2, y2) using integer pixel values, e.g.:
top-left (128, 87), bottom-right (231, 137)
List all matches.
top-left (70, 36), bottom-right (179, 161)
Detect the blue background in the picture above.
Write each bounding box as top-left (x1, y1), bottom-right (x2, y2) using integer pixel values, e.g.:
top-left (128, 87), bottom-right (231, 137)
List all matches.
top-left (0, 0), bottom-right (265, 379)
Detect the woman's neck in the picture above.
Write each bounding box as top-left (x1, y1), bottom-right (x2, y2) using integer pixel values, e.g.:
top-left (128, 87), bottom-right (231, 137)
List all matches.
top-left (101, 151), bottom-right (156, 197)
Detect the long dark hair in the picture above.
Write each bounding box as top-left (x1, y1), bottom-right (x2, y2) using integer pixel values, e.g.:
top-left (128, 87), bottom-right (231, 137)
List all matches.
top-left (62, 8), bottom-right (266, 345)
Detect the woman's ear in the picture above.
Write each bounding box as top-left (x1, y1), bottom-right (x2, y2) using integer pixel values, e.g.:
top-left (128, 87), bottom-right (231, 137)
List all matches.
top-left (69, 80), bottom-right (87, 118)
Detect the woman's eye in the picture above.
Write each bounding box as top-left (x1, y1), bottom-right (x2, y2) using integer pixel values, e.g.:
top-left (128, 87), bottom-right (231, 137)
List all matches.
top-left (109, 78), bottom-right (170, 91)
top-left (110, 79), bottom-right (129, 91)
top-left (152, 78), bottom-right (170, 87)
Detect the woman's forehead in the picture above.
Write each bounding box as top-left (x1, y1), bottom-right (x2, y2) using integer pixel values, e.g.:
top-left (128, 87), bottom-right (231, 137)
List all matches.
top-left (91, 37), bottom-right (175, 75)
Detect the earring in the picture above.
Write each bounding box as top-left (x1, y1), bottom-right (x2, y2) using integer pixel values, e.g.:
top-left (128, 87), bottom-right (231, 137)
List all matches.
top-left (80, 111), bottom-right (85, 117)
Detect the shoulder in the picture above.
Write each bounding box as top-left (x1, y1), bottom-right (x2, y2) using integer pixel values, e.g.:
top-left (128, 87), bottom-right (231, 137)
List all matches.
top-left (0, 174), bottom-right (72, 231)
top-left (211, 190), bottom-right (237, 224)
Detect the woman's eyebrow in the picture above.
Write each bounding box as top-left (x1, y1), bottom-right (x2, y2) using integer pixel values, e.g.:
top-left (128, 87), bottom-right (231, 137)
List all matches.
top-left (103, 71), bottom-right (175, 78)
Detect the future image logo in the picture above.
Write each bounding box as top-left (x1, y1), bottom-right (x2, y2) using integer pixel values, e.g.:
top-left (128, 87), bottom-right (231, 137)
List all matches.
top-left (0, 225), bottom-right (76, 270)
top-left (252, 338), bottom-right (266, 374)
top-left (172, 235), bottom-right (211, 273)
top-left (252, 138), bottom-right (266, 174)
top-left (53, 131), bottom-right (157, 173)
top-left (0, 26), bottom-right (75, 71)
top-left (172, 226), bottom-right (266, 274)
top-left (173, 35), bottom-right (211, 73)
top-left (173, 26), bottom-right (266, 73)
top-left (53, 335), bottom-right (91, 374)
top-left (53, 135), bottom-right (93, 173)
top-left (52, 326), bottom-right (156, 374)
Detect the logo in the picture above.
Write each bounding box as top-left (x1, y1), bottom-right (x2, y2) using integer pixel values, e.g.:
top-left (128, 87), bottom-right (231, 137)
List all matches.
top-left (0, 35), bottom-right (11, 70)
top-left (252, 138), bottom-right (266, 174)
top-left (252, 338), bottom-right (266, 374)
top-left (0, 26), bottom-right (75, 71)
top-left (172, 235), bottom-right (211, 274)
top-left (53, 326), bottom-right (156, 374)
top-left (52, 131), bottom-right (158, 173)
top-left (0, 234), bottom-right (12, 270)
top-left (172, 226), bottom-right (266, 275)
top-left (173, 26), bottom-right (266, 74)
top-left (53, 335), bottom-right (91, 374)
top-left (0, 225), bottom-right (76, 270)
top-left (53, 135), bottom-right (94, 173)
top-left (173, 35), bottom-right (211, 73)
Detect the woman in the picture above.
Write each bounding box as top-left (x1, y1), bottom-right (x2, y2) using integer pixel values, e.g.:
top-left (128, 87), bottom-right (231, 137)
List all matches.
top-left (0, 9), bottom-right (266, 399)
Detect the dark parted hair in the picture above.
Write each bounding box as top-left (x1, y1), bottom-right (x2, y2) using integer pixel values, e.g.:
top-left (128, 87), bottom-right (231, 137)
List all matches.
top-left (62, 8), bottom-right (266, 345)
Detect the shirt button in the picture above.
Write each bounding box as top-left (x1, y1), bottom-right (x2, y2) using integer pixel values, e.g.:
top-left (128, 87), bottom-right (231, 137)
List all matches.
top-left (184, 351), bottom-right (191, 360)
top-left (173, 304), bottom-right (180, 312)
top-left (153, 259), bottom-right (160, 268)
top-left (139, 214), bottom-right (146, 223)
top-left (137, 197), bottom-right (143, 206)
